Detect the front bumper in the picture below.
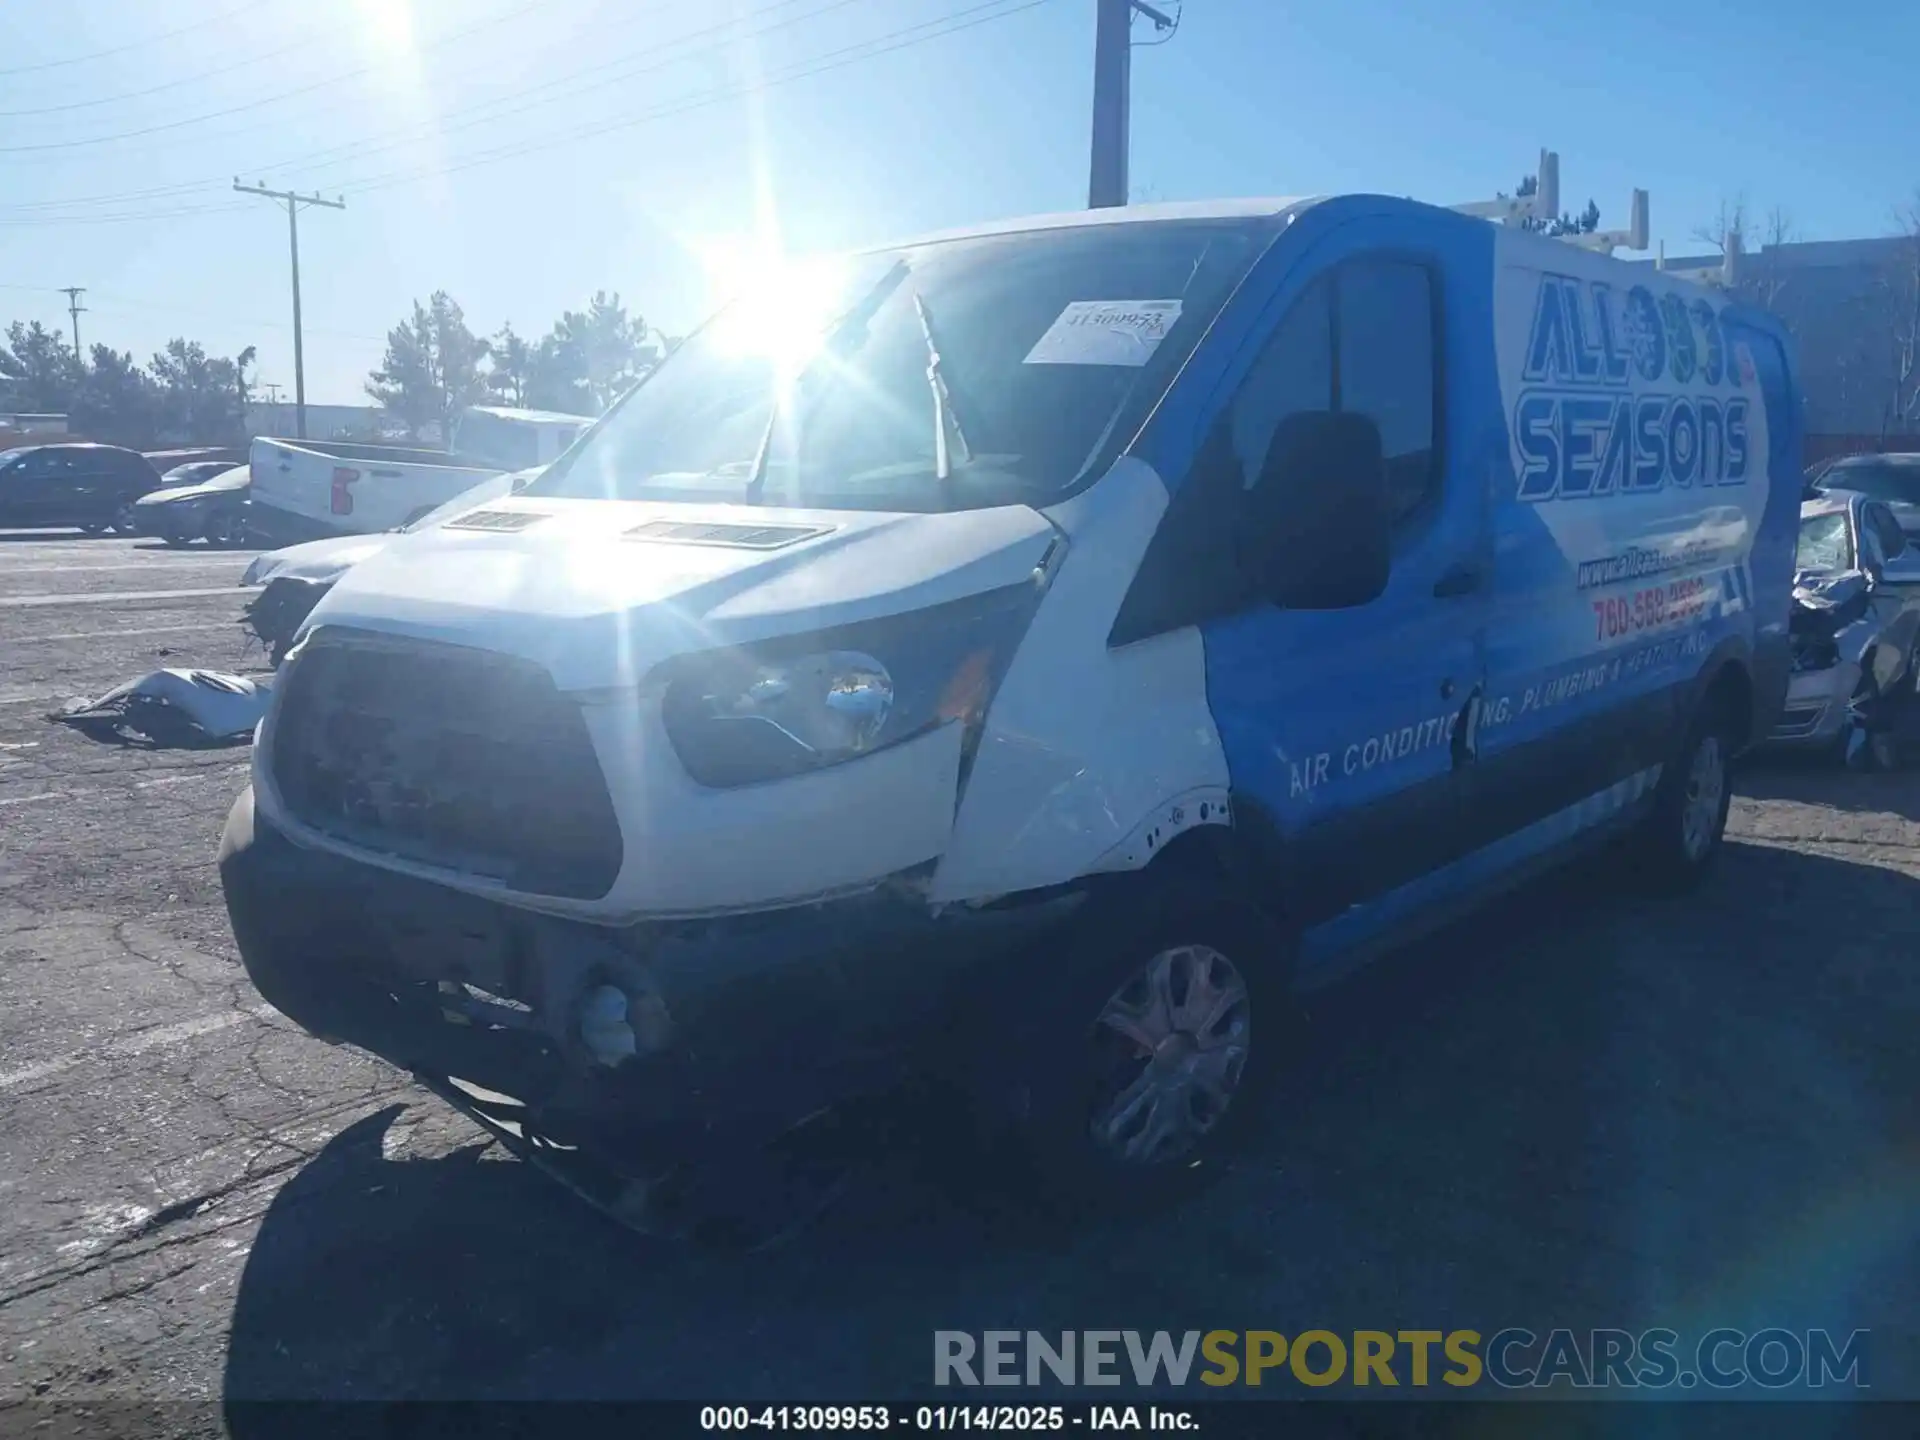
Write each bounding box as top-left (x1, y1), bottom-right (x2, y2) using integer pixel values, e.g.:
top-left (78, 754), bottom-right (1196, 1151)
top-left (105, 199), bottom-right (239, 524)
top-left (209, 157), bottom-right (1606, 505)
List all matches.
top-left (1766, 665), bottom-right (1858, 747)
top-left (219, 785), bottom-right (1078, 1177)
top-left (133, 502), bottom-right (206, 539)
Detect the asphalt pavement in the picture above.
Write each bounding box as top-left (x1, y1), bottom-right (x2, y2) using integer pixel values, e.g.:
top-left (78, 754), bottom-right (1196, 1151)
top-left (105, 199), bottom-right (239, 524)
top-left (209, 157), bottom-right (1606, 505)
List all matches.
top-left (0, 527), bottom-right (1915, 1414)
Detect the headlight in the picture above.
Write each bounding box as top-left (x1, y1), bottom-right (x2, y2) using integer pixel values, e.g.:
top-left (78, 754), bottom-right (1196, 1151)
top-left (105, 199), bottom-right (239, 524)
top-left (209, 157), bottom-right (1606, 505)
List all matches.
top-left (659, 582), bottom-right (1041, 788)
top-left (1792, 638), bottom-right (1840, 673)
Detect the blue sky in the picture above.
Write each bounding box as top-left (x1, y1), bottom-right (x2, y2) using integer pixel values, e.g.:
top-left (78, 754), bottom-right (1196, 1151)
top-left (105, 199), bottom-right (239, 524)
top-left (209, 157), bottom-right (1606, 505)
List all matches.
top-left (1, 0), bottom-right (1914, 404)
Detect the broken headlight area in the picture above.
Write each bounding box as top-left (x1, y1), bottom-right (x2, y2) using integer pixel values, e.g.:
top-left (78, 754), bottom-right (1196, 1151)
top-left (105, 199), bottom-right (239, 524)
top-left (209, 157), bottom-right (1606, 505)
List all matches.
top-left (242, 576), bottom-right (333, 667)
top-left (1791, 636), bottom-right (1842, 673)
top-left (658, 581), bottom-right (1041, 788)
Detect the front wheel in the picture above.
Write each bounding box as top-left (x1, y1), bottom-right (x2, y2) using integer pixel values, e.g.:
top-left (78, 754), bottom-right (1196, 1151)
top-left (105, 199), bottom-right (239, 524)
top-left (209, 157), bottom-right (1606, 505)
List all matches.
top-left (1633, 698), bottom-right (1736, 892)
top-left (108, 499), bottom-right (141, 535)
top-left (971, 876), bottom-right (1293, 1215)
top-left (205, 510), bottom-right (242, 547)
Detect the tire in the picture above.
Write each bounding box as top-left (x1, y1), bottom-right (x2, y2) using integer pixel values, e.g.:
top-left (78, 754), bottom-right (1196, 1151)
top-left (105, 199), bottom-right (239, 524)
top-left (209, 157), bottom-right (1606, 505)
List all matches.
top-left (1633, 693), bottom-right (1737, 893)
top-left (108, 499), bottom-right (140, 535)
top-left (205, 511), bottom-right (239, 547)
top-left (78, 522), bottom-right (107, 536)
top-left (966, 871), bottom-right (1295, 1217)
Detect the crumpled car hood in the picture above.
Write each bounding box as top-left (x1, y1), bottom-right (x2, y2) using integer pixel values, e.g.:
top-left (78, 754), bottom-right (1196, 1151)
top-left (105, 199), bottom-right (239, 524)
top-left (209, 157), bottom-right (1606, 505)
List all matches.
top-left (241, 533), bottom-right (396, 588)
top-left (1792, 567), bottom-right (1870, 610)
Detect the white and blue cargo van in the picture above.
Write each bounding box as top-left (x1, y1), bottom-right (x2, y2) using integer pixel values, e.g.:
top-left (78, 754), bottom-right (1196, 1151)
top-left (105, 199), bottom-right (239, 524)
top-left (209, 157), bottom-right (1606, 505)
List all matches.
top-left (219, 183), bottom-right (1801, 1218)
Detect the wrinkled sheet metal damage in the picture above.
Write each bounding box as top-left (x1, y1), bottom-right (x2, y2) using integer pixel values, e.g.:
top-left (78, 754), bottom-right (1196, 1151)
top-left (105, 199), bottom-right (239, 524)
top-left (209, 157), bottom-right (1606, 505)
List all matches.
top-left (1789, 567), bottom-right (1920, 766)
top-left (241, 577), bottom-right (333, 666)
top-left (49, 669), bottom-right (271, 748)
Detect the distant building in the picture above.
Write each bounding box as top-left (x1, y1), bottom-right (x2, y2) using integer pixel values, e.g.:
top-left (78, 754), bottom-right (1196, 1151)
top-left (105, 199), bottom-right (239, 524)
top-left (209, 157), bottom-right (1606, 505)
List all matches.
top-left (1648, 235), bottom-right (1920, 463)
top-left (0, 413), bottom-right (70, 447)
top-left (244, 402), bottom-right (404, 442)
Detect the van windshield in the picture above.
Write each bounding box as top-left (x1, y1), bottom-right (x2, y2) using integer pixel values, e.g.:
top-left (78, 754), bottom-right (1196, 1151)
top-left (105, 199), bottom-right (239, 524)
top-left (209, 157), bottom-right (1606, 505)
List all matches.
top-left (528, 217), bottom-right (1277, 513)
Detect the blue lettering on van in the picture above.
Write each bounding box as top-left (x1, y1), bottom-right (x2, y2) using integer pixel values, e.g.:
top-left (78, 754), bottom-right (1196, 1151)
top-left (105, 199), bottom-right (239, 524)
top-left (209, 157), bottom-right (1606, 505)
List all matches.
top-left (1516, 392), bottom-right (1750, 500)
top-left (1725, 397), bottom-right (1749, 482)
top-left (1515, 274), bottom-right (1751, 502)
top-left (1633, 398), bottom-right (1667, 490)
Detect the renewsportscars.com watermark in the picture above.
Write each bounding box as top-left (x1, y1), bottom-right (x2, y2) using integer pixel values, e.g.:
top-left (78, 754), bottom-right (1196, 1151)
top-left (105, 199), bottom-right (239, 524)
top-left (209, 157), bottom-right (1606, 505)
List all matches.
top-left (933, 1329), bottom-right (1871, 1391)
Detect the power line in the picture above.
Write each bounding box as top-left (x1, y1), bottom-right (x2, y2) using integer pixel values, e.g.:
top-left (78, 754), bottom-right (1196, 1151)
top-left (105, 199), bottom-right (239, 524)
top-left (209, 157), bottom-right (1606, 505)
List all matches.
top-left (0, 0), bottom-right (830, 208)
top-left (0, 25), bottom-right (343, 118)
top-left (232, 184), bottom-right (346, 440)
top-left (337, 0), bottom-right (1059, 198)
top-left (0, 282), bottom-right (385, 340)
top-left (0, 0), bottom-right (1057, 229)
top-left (0, 0), bottom-right (274, 77)
top-left (267, 0), bottom-right (863, 187)
top-left (0, 0), bottom-right (559, 153)
top-left (60, 288), bottom-right (87, 357)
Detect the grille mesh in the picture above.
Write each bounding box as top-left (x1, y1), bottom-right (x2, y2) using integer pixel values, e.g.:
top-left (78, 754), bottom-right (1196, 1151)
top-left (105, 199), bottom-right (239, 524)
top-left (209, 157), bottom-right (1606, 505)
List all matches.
top-left (270, 630), bottom-right (622, 899)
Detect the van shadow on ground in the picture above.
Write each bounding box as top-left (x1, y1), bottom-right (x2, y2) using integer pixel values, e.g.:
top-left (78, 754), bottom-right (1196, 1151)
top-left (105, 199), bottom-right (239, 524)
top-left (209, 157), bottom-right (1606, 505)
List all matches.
top-left (221, 839), bottom-right (1920, 1409)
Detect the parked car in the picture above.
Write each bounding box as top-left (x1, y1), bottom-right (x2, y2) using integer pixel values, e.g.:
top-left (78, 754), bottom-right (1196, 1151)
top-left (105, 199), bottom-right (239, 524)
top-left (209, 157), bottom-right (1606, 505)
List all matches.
top-left (1771, 489), bottom-right (1920, 762)
top-left (220, 193), bottom-right (1801, 1229)
top-left (245, 405), bottom-right (589, 545)
top-left (238, 466), bottom-right (541, 664)
top-left (145, 446), bottom-right (247, 473)
top-left (0, 443), bottom-right (162, 533)
top-left (132, 463), bottom-right (252, 547)
top-left (156, 459), bottom-right (240, 490)
top-left (1813, 452), bottom-right (1920, 538)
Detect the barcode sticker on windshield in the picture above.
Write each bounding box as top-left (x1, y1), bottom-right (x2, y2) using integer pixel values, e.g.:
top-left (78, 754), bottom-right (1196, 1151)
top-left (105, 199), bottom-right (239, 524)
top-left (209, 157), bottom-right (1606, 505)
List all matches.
top-left (1023, 299), bottom-right (1183, 367)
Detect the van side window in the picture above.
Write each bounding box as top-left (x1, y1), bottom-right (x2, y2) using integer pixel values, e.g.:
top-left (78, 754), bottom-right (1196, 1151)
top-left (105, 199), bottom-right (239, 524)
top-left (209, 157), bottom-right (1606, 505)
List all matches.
top-left (1230, 259), bottom-right (1440, 528)
top-left (1338, 259), bottom-right (1438, 528)
top-left (1230, 276), bottom-right (1331, 490)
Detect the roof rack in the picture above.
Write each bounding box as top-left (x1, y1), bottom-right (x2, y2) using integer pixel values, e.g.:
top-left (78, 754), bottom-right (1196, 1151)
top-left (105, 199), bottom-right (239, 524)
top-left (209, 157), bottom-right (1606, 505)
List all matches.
top-left (1655, 233), bottom-right (1741, 288)
top-left (1451, 149), bottom-right (1650, 257)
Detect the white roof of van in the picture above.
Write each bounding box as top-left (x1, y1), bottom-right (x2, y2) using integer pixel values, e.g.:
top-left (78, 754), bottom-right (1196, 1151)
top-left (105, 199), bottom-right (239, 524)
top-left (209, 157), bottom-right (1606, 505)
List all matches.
top-left (462, 404), bottom-right (592, 426)
top-left (878, 197), bottom-right (1322, 252)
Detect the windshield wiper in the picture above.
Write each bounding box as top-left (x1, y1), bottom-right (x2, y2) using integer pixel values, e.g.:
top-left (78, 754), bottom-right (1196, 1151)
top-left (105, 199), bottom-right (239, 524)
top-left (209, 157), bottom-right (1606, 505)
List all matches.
top-left (912, 291), bottom-right (972, 506)
top-left (744, 257), bottom-right (913, 505)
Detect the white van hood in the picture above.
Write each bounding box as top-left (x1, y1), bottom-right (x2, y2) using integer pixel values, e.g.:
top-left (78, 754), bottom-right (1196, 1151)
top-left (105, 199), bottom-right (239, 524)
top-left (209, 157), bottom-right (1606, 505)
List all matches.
top-left (303, 496), bottom-right (1061, 690)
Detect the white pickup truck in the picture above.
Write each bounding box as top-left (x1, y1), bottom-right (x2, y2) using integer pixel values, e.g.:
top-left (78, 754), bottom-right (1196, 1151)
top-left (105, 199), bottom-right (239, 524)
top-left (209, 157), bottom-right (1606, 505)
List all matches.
top-left (246, 404), bottom-right (589, 545)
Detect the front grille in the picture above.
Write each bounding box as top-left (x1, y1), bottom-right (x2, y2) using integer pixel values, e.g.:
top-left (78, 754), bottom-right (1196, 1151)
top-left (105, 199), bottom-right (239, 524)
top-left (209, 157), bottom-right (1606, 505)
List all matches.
top-left (624, 519), bottom-right (830, 550)
top-left (270, 629), bottom-right (623, 899)
top-left (445, 509), bottom-right (548, 533)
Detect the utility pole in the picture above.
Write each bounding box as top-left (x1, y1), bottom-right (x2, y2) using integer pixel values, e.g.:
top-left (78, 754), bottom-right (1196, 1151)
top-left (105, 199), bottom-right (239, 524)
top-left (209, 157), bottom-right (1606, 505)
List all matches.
top-left (262, 382), bottom-right (283, 405)
top-left (1088, 0), bottom-right (1175, 209)
top-left (59, 287), bottom-right (86, 361)
top-left (233, 180), bottom-right (345, 440)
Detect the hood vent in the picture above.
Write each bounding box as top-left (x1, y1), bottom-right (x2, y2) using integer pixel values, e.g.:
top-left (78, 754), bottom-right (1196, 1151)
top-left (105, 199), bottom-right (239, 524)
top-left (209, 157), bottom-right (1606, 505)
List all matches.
top-left (445, 509), bottom-right (548, 533)
top-left (624, 519), bottom-right (831, 550)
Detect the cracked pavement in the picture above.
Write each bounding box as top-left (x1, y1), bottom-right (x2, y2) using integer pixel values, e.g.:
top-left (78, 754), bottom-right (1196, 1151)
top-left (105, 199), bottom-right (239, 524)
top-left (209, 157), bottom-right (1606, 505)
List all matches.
top-left (0, 528), bottom-right (1915, 1420)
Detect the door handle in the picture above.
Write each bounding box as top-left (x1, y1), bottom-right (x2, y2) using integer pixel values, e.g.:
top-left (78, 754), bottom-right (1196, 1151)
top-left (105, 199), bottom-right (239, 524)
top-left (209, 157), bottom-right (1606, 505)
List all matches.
top-left (1432, 563), bottom-right (1481, 599)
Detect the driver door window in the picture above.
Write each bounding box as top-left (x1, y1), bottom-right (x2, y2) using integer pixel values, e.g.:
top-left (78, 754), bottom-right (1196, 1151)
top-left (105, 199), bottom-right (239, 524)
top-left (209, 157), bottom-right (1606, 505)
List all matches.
top-left (1228, 258), bottom-right (1440, 531)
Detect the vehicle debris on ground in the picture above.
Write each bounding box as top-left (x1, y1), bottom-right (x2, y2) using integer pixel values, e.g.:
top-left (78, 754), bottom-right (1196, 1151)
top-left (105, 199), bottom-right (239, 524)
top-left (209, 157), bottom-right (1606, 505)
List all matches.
top-left (50, 669), bottom-right (272, 748)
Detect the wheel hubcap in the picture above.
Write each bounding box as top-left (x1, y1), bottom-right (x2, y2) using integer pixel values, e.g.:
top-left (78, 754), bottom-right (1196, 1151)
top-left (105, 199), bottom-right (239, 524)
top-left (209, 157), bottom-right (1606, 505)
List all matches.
top-left (1680, 734), bottom-right (1725, 862)
top-left (1088, 944), bottom-right (1251, 1166)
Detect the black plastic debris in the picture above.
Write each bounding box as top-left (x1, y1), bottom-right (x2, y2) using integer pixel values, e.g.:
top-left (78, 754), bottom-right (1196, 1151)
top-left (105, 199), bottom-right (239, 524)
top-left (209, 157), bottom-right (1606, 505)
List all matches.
top-left (49, 669), bottom-right (272, 748)
top-left (241, 577), bottom-right (333, 666)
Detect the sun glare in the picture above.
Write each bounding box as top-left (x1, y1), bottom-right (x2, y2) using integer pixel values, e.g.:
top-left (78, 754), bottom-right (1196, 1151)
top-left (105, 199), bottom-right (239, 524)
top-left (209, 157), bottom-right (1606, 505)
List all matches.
top-left (350, 0), bottom-right (417, 57)
top-left (701, 241), bottom-right (855, 375)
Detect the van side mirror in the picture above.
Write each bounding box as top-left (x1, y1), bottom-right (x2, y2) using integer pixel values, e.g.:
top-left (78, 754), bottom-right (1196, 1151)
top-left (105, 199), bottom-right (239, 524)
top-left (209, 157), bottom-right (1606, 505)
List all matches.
top-left (1239, 410), bottom-right (1391, 610)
